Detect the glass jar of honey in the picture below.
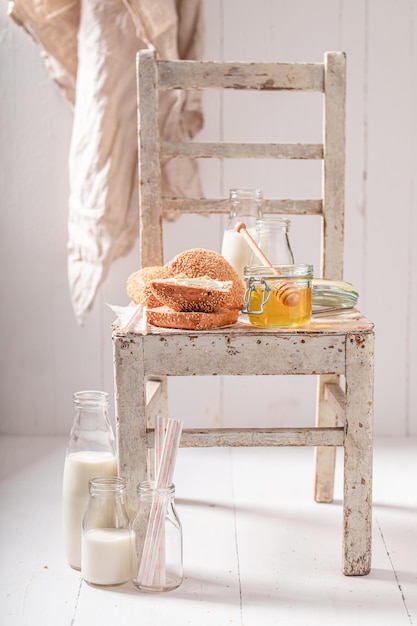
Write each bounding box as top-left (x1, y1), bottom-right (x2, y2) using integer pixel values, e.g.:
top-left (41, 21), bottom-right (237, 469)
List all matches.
top-left (243, 264), bottom-right (313, 328)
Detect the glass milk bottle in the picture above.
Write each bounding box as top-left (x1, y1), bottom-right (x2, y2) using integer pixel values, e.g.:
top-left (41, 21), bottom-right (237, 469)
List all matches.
top-left (132, 481), bottom-right (183, 593)
top-left (249, 217), bottom-right (295, 266)
top-left (221, 188), bottom-right (263, 283)
top-left (81, 477), bottom-right (134, 586)
top-left (62, 390), bottom-right (117, 570)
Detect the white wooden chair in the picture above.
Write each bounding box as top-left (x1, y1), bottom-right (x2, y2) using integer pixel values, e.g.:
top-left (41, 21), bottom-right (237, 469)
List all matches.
top-left (113, 50), bottom-right (374, 576)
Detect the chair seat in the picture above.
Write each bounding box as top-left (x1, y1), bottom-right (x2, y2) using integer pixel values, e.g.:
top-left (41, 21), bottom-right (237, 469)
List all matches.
top-left (113, 309), bottom-right (373, 379)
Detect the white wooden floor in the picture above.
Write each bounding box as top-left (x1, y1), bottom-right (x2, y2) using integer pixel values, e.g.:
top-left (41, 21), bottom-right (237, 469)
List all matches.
top-left (0, 436), bottom-right (416, 626)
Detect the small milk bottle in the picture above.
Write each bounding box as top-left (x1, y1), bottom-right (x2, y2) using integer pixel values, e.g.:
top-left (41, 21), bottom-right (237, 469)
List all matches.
top-left (62, 390), bottom-right (117, 570)
top-left (249, 217), bottom-right (295, 266)
top-left (221, 188), bottom-right (263, 283)
top-left (82, 477), bottom-right (134, 586)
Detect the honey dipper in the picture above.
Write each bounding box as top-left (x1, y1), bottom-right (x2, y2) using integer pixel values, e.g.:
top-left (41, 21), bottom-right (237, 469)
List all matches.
top-left (234, 222), bottom-right (301, 307)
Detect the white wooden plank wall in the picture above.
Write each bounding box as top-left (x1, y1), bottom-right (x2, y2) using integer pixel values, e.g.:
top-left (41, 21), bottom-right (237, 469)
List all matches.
top-left (0, 0), bottom-right (416, 436)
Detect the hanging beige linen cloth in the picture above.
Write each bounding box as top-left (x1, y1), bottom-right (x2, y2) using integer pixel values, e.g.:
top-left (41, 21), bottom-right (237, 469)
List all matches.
top-left (8, 0), bottom-right (204, 324)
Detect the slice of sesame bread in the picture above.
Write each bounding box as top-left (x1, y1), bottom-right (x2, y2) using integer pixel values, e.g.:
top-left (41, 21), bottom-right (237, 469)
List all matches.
top-left (150, 275), bottom-right (232, 313)
top-left (146, 306), bottom-right (239, 330)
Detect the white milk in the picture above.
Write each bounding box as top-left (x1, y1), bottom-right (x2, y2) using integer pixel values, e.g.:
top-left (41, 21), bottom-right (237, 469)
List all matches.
top-left (82, 528), bottom-right (134, 585)
top-left (221, 227), bottom-right (255, 281)
top-left (62, 450), bottom-right (117, 569)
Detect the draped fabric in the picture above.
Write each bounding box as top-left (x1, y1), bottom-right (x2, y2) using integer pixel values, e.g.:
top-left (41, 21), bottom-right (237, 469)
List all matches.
top-left (8, 0), bottom-right (204, 323)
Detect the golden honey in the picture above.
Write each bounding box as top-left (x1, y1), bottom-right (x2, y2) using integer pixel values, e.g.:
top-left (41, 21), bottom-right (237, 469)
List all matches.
top-left (243, 264), bottom-right (313, 328)
top-left (247, 284), bottom-right (311, 327)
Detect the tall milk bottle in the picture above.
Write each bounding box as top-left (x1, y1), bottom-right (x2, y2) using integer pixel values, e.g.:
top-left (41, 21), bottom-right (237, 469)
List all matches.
top-left (62, 390), bottom-right (117, 570)
top-left (221, 188), bottom-right (264, 283)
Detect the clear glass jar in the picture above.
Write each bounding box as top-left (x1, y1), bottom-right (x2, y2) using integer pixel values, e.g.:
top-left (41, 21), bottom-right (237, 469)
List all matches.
top-left (243, 264), bottom-right (313, 328)
top-left (250, 217), bottom-right (295, 266)
top-left (62, 390), bottom-right (117, 570)
top-left (132, 481), bottom-right (183, 593)
top-left (221, 188), bottom-right (264, 281)
top-left (81, 477), bottom-right (134, 586)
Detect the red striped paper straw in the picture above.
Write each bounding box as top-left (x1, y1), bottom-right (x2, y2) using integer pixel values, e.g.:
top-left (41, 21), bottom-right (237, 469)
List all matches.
top-left (154, 415), bottom-right (166, 584)
top-left (155, 416), bottom-right (165, 482)
top-left (156, 418), bottom-right (182, 488)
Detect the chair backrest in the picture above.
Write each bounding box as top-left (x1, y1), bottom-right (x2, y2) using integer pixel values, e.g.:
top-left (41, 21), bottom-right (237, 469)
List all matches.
top-left (137, 50), bottom-right (346, 280)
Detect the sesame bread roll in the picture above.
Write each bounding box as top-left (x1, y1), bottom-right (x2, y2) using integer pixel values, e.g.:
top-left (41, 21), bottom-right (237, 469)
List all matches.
top-left (126, 266), bottom-right (170, 307)
top-left (165, 248), bottom-right (244, 311)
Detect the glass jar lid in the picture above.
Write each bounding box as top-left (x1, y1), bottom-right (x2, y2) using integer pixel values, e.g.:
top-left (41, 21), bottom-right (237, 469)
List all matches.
top-left (244, 263), bottom-right (313, 279)
top-left (312, 279), bottom-right (359, 309)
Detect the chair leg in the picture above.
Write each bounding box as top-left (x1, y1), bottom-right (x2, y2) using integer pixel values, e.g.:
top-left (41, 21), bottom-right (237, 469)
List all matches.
top-left (146, 377), bottom-right (169, 481)
top-left (314, 375), bottom-right (338, 503)
top-left (343, 332), bottom-right (374, 575)
top-left (113, 335), bottom-right (148, 519)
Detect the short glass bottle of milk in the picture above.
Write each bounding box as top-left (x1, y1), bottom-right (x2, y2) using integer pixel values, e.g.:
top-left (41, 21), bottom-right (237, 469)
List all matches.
top-left (249, 217), bottom-right (295, 266)
top-left (81, 477), bottom-right (134, 586)
top-left (62, 390), bottom-right (117, 570)
top-left (221, 188), bottom-right (263, 282)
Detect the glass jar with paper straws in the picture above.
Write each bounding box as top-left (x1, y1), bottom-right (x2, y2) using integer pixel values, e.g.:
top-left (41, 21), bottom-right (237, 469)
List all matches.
top-left (132, 481), bottom-right (183, 592)
top-left (132, 417), bottom-right (184, 592)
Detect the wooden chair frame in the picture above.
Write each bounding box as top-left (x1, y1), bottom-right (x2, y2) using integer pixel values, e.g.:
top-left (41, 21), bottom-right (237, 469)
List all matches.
top-left (113, 50), bottom-right (374, 576)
